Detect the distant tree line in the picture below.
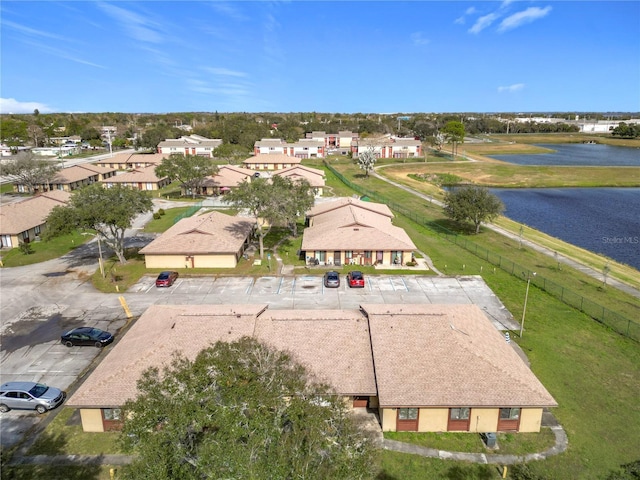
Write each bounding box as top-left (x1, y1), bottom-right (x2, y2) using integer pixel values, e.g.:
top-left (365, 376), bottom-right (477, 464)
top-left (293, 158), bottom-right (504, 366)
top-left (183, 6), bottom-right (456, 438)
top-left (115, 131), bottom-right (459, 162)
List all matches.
top-left (3, 111), bottom-right (637, 152)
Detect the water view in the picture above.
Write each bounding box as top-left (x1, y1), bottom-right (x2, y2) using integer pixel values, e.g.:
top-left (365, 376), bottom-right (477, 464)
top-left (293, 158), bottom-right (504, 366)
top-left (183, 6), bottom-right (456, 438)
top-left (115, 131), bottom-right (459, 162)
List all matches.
top-left (491, 188), bottom-right (640, 270)
top-left (491, 143), bottom-right (640, 166)
top-left (488, 143), bottom-right (640, 270)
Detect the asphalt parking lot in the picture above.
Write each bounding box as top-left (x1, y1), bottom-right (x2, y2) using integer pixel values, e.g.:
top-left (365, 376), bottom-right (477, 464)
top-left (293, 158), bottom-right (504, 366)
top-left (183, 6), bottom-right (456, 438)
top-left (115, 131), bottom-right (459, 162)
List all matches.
top-left (0, 267), bottom-right (518, 448)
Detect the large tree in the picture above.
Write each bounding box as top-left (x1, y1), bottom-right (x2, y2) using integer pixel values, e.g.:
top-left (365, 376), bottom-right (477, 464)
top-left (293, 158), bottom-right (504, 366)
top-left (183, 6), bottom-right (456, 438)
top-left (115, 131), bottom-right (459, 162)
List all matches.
top-left (222, 177), bottom-right (272, 259)
top-left (120, 337), bottom-right (377, 480)
top-left (443, 185), bottom-right (504, 234)
top-left (44, 184), bottom-right (153, 263)
top-left (270, 175), bottom-right (315, 236)
top-left (2, 154), bottom-right (61, 194)
top-left (357, 146), bottom-right (376, 177)
top-left (155, 154), bottom-right (218, 199)
top-left (441, 120), bottom-right (465, 157)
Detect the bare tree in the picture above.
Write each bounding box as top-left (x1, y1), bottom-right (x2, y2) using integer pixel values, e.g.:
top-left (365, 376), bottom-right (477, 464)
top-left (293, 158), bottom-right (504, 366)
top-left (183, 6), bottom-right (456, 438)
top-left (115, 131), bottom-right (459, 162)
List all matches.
top-left (3, 153), bottom-right (61, 194)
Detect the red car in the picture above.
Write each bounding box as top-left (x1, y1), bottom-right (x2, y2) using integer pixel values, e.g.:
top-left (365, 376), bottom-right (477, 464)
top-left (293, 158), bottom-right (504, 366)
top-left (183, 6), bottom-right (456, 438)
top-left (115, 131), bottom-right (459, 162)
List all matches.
top-left (347, 271), bottom-right (365, 288)
top-left (156, 271), bottom-right (179, 287)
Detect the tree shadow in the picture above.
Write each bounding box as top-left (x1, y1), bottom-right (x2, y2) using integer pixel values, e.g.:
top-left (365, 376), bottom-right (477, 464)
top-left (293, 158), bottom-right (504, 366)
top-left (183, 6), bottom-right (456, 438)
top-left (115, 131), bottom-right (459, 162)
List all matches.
top-left (1, 430), bottom-right (104, 480)
top-left (445, 463), bottom-right (495, 480)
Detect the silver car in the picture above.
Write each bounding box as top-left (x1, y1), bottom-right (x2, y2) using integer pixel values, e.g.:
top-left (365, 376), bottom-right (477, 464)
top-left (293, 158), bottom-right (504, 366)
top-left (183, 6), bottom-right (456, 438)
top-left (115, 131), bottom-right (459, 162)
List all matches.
top-left (0, 381), bottom-right (65, 414)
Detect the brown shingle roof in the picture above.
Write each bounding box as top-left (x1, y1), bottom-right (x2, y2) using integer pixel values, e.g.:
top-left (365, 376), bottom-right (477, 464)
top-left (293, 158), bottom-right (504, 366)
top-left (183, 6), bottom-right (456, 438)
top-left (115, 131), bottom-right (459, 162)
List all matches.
top-left (302, 199), bottom-right (415, 251)
top-left (255, 310), bottom-right (377, 395)
top-left (50, 165), bottom-right (100, 184)
top-left (105, 166), bottom-right (167, 184)
top-left (273, 165), bottom-right (325, 187)
top-left (139, 211), bottom-right (253, 255)
top-left (67, 305), bottom-right (266, 407)
top-left (307, 197), bottom-right (393, 219)
top-left (67, 303), bottom-right (556, 410)
top-left (0, 191), bottom-right (71, 234)
top-left (363, 304), bottom-right (557, 408)
top-left (202, 165), bottom-right (255, 188)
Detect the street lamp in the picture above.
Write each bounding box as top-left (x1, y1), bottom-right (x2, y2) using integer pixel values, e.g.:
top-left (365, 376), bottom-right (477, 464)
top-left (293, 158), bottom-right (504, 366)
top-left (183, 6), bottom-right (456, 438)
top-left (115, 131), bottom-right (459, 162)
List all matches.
top-left (520, 272), bottom-right (536, 337)
top-left (82, 232), bottom-right (105, 278)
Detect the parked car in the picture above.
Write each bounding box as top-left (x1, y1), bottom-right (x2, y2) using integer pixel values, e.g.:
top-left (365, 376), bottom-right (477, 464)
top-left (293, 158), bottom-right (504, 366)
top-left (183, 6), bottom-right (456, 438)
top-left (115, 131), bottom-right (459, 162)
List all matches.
top-left (156, 271), bottom-right (179, 287)
top-left (61, 327), bottom-right (114, 348)
top-left (0, 381), bottom-right (65, 414)
top-left (347, 271), bottom-right (365, 288)
top-left (324, 271), bottom-right (340, 288)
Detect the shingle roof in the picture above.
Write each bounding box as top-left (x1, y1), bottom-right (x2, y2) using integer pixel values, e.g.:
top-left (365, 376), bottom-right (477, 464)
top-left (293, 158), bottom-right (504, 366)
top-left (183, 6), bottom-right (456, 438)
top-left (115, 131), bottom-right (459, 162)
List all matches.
top-left (67, 304), bottom-right (266, 407)
top-left (302, 198), bottom-right (415, 251)
top-left (67, 303), bottom-right (556, 410)
top-left (307, 197), bottom-right (393, 219)
top-left (273, 165), bottom-right (325, 187)
top-left (202, 165), bottom-right (255, 188)
top-left (254, 310), bottom-right (377, 395)
top-left (0, 191), bottom-right (71, 234)
top-left (104, 166), bottom-right (167, 183)
top-left (51, 165), bottom-right (100, 184)
top-left (363, 304), bottom-right (557, 408)
top-left (139, 211), bottom-right (253, 255)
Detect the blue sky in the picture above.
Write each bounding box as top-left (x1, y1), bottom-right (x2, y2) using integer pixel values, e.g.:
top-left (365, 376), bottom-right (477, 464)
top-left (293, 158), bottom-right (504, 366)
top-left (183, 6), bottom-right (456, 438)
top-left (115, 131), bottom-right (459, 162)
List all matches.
top-left (1, 1), bottom-right (639, 114)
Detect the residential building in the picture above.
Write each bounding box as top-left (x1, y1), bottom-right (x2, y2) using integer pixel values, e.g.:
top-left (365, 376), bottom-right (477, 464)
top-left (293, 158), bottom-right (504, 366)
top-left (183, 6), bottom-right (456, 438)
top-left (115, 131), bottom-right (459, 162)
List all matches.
top-left (306, 131), bottom-right (359, 154)
top-left (100, 166), bottom-right (170, 191)
top-left (253, 138), bottom-right (325, 158)
top-left (186, 165), bottom-right (256, 196)
top-left (13, 164), bottom-right (117, 193)
top-left (157, 135), bottom-right (222, 157)
top-left (301, 197), bottom-right (416, 266)
top-left (353, 136), bottom-right (422, 158)
top-left (139, 211), bottom-right (253, 269)
top-left (67, 303), bottom-right (556, 434)
top-left (242, 153), bottom-right (302, 171)
top-left (273, 165), bottom-right (325, 197)
top-left (94, 153), bottom-right (166, 171)
top-left (0, 190), bottom-right (71, 248)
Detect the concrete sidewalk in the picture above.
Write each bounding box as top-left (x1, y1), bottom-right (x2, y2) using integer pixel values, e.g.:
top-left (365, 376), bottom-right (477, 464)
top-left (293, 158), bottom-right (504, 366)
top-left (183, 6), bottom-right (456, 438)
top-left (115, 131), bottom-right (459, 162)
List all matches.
top-left (384, 421), bottom-right (568, 465)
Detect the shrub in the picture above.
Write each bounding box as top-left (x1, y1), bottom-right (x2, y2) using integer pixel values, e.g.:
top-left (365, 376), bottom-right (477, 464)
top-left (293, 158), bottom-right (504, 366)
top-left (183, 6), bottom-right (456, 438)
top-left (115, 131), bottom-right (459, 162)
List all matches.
top-left (153, 212), bottom-right (161, 220)
top-left (158, 209), bottom-right (165, 216)
top-left (19, 242), bottom-right (34, 255)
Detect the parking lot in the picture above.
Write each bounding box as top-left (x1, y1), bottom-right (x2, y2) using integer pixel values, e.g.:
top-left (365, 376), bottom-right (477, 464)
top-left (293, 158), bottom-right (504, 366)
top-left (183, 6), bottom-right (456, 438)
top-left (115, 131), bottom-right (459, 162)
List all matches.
top-left (0, 269), bottom-right (518, 448)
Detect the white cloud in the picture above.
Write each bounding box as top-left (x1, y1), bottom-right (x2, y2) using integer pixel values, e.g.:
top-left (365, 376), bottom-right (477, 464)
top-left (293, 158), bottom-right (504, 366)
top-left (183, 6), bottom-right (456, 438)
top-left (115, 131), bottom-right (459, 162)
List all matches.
top-left (498, 83), bottom-right (525, 93)
top-left (468, 13), bottom-right (500, 34)
top-left (205, 67), bottom-right (247, 78)
top-left (97, 2), bottom-right (163, 44)
top-left (209, 2), bottom-right (249, 22)
top-left (21, 39), bottom-right (107, 69)
top-left (411, 32), bottom-right (429, 46)
top-left (498, 6), bottom-right (552, 32)
top-left (2, 20), bottom-right (66, 41)
top-left (0, 98), bottom-right (53, 114)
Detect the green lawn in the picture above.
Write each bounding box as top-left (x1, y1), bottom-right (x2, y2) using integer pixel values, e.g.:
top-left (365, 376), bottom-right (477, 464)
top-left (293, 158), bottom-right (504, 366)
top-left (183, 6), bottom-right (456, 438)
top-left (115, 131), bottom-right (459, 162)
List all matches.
top-left (0, 231), bottom-right (90, 267)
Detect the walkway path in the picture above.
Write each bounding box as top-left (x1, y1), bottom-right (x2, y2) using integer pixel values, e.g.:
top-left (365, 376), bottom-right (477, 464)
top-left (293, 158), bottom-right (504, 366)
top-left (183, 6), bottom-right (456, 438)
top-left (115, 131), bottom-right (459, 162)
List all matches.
top-left (372, 167), bottom-right (640, 299)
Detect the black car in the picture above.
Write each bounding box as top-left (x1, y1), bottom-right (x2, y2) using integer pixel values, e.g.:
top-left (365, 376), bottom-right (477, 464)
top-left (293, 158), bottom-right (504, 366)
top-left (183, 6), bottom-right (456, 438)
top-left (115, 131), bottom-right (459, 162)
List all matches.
top-left (61, 327), bottom-right (114, 348)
